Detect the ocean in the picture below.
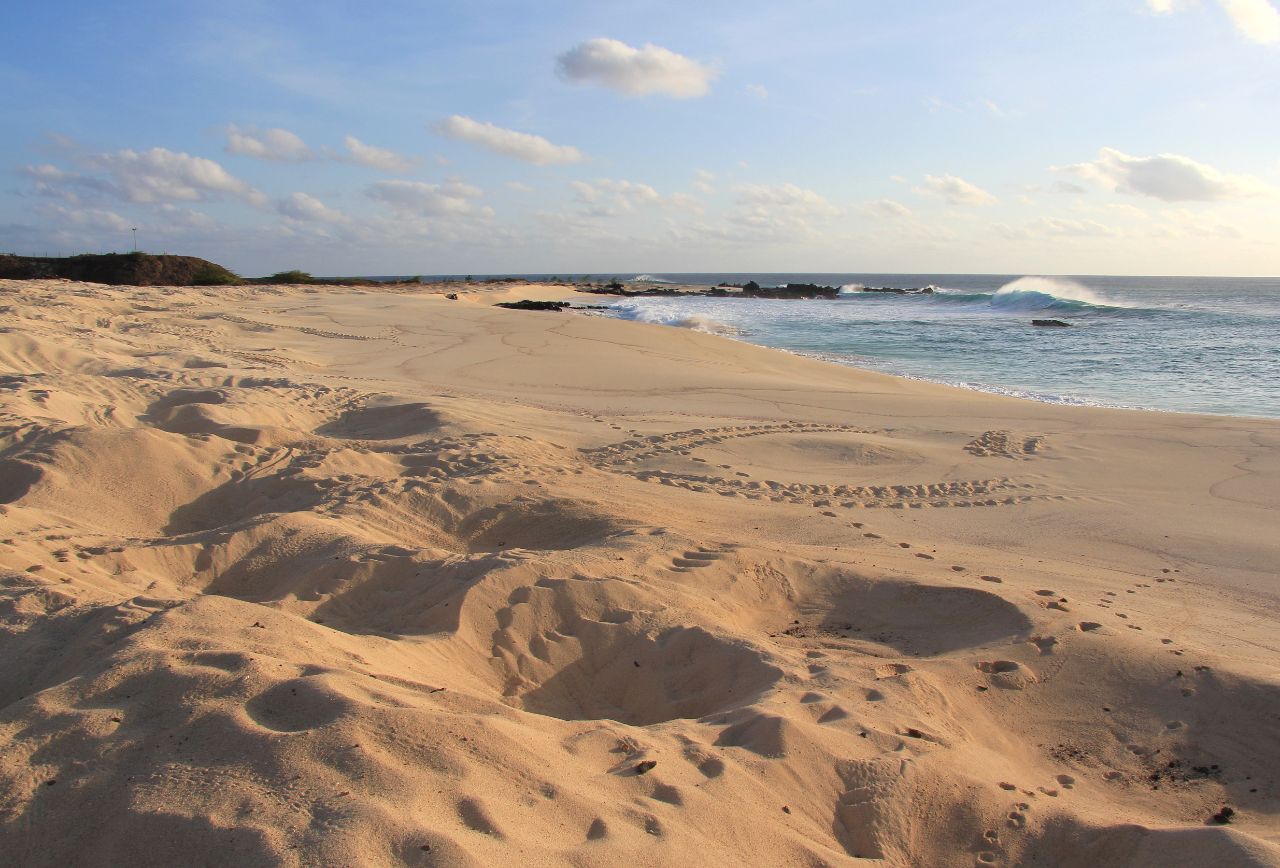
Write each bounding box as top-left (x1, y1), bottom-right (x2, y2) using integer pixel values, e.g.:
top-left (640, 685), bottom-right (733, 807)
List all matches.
top-left (602, 274), bottom-right (1280, 419)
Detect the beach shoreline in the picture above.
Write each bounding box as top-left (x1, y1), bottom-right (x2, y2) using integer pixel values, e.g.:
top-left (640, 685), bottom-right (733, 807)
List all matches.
top-left (2, 278), bottom-right (1278, 866)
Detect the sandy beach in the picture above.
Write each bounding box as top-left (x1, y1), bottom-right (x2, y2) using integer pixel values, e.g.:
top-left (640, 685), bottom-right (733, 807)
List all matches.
top-left (1, 277), bottom-right (1278, 867)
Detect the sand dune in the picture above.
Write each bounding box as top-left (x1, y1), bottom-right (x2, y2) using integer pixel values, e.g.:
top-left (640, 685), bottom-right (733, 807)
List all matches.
top-left (1, 278), bottom-right (1278, 866)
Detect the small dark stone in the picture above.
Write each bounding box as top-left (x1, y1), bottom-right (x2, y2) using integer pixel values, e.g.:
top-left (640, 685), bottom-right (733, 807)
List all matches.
top-left (1031, 319), bottom-right (1071, 327)
top-left (1211, 806), bottom-right (1234, 824)
top-left (45, 780), bottom-right (56, 786)
top-left (905, 728), bottom-right (924, 739)
top-left (782, 805), bottom-right (791, 814)
top-left (634, 760), bottom-right (657, 775)
top-left (444, 293), bottom-right (458, 300)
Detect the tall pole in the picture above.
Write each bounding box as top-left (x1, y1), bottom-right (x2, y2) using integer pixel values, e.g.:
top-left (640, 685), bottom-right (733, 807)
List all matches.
top-left (132, 228), bottom-right (137, 252)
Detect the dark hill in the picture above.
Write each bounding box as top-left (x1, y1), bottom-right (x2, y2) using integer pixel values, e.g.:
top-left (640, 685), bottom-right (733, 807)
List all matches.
top-left (0, 253), bottom-right (241, 286)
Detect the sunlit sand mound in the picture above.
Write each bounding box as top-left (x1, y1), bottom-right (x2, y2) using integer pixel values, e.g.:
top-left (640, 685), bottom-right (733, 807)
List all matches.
top-left (1, 278), bottom-right (1277, 867)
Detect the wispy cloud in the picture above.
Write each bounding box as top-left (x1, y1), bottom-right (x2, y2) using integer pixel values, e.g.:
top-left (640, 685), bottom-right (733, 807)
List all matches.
top-left (277, 192), bottom-right (349, 224)
top-left (339, 136), bottom-right (419, 174)
top-left (433, 115), bottom-right (584, 165)
top-left (225, 124), bottom-right (314, 162)
top-left (861, 198), bottom-right (913, 219)
top-left (914, 174), bottom-right (997, 205)
top-left (556, 38), bottom-right (716, 98)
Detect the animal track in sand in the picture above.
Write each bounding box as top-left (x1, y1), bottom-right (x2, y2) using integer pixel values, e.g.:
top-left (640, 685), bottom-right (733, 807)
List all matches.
top-left (582, 424), bottom-right (1058, 510)
top-left (965, 430), bottom-right (1046, 459)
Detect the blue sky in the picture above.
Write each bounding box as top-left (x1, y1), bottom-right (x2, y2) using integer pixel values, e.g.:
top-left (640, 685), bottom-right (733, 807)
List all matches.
top-left (3, 0), bottom-right (1278, 275)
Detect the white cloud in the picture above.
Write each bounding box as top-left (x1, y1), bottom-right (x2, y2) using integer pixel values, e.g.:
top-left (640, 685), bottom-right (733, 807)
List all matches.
top-left (340, 136), bottom-right (419, 173)
top-left (710, 183), bottom-right (841, 243)
top-left (555, 38), bottom-right (716, 98)
top-left (1146, 0), bottom-right (1280, 43)
top-left (367, 179), bottom-right (488, 216)
top-left (737, 183), bottom-right (840, 215)
top-left (433, 115), bottom-right (584, 165)
top-left (1220, 0), bottom-right (1280, 43)
top-left (693, 169), bottom-right (715, 195)
top-left (277, 192), bottom-right (348, 224)
top-left (862, 198), bottom-right (913, 219)
top-left (1055, 147), bottom-right (1269, 201)
top-left (37, 203), bottom-right (132, 232)
top-left (225, 124), bottom-right (313, 162)
top-left (745, 83), bottom-right (768, 100)
top-left (995, 217), bottom-right (1120, 240)
top-left (506, 180), bottom-right (535, 193)
top-left (914, 174), bottom-right (997, 205)
top-left (84, 147), bottom-right (266, 205)
top-left (571, 177), bottom-right (662, 216)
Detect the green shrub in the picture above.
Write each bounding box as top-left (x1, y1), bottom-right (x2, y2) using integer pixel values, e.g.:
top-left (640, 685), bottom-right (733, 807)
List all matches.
top-left (268, 269), bottom-right (313, 283)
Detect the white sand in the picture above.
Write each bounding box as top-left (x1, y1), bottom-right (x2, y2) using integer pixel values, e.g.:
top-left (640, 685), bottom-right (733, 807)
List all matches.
top-left (1, 277), bottom-right (1277, 866)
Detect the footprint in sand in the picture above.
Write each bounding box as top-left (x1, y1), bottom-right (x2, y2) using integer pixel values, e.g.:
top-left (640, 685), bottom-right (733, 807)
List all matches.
top-left (875, 663), bottom-right (912, 678)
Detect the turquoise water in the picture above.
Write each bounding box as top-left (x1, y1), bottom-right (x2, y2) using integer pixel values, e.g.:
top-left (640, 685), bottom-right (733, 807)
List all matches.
top-left (607, 274), bottom-right (1280, 419)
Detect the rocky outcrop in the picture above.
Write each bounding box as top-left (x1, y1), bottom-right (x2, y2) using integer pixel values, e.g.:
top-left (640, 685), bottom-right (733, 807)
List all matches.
top-left (0, 253), bottom-right (241, 286)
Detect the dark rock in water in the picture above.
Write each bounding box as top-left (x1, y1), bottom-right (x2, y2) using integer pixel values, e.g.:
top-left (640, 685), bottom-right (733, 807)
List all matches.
top-left (741, 282), bottom-right (838, 299)
top-left (495, 300), bottom-right (570, 311)
top-left (1031, 319), bottom-right (1071, 328)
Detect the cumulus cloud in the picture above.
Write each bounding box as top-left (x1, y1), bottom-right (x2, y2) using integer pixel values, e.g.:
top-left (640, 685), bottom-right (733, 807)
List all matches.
top-left (1055, 147), bottom-right (1269, 201)
top-left (692, 169), bottom-right (715, 194)
top-left (862, 198), bottom-right (913, 219)
top-left (82, 147), bottom-right (267, 205)
top-left (433, 115), bottom-right (584, 165)
top-left (366, 178), bottom-right (488, 216)
top-left (1220, 0), bottom-right (1280, 43)
top-left (506, 180), bottom-right (535, 193)
top-left (914, 174), bottom-right (997, 205)
top-left (340, 136), bottom-right (419, 173)
top-left (556, 38), bottom-right (716, 98)
top-left (277, 192), bottom-right (348, 224)
top-left (745, 84), bottom-right (769, 100)
top-left (1147, 0), bottom-right (1280, 43)
top-left (225, 124), bottom-right (313, 162)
